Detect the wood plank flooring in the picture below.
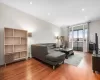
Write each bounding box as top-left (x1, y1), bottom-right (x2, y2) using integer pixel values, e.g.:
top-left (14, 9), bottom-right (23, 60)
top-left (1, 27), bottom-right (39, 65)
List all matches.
top-left (0, 52), bottom-right (100, 80)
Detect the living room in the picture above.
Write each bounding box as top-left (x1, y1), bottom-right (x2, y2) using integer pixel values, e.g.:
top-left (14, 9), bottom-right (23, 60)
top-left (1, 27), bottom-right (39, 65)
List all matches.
top-left (0, 0), bottom-right (100, 80)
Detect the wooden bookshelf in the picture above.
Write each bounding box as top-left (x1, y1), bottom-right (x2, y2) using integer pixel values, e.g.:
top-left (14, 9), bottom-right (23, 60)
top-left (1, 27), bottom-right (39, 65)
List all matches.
top-left (4, 28), bottom-right (27, 64)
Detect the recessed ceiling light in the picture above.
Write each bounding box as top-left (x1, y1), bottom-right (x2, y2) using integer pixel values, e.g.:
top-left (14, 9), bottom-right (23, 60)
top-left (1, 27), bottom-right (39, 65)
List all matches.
top-left (82, 8), bottom-right (85, 11)
top-left (48, 13), bottom-right (51, 16)
top-left (30, 1), bottom-right (32, 4)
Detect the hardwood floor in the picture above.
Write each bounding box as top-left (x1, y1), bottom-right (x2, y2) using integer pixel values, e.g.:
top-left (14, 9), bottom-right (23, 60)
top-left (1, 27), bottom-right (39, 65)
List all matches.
top-left (0, 52), bottom-right (100, 80)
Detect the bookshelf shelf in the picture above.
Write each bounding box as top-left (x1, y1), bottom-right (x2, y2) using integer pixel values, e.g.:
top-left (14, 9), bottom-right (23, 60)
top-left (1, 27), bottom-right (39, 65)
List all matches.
top-left (4, 28), bottom-right (27, 64)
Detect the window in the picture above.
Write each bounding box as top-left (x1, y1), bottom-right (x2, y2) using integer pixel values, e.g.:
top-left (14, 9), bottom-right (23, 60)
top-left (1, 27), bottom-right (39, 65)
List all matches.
top-left (78, 30), bottom-right (83, 38)
top-left (73, 31), bottom-right (77, 41)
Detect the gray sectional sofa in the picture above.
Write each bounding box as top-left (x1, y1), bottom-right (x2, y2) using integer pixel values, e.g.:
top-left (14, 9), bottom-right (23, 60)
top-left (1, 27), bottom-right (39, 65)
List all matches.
top-left (31, 44), bottom-right (65, 69)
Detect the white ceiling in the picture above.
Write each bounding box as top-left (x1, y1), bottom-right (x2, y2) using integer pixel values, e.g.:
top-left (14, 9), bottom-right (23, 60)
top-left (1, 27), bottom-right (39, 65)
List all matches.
top-left (0, 0), bottom-right (100, 27)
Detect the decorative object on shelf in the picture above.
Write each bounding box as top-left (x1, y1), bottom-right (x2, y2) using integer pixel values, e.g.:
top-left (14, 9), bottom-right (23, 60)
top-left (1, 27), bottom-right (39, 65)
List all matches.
top-left (4, 28), bottom-right (27, 65)
top-left (28, 32), bottom-right (32, 37)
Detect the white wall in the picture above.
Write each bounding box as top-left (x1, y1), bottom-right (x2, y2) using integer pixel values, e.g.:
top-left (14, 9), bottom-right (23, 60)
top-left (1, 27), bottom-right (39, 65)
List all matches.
top-left (60, 27), bottom-right (69, 40)
top-left (0, 3), bottom-right (60, 65)
top-left (89, 20), bottom-right (100, 45)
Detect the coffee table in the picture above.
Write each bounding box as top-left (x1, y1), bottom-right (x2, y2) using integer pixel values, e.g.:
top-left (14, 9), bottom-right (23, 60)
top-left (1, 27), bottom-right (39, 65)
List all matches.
top-left (60, 48), bottom-right (74, 59)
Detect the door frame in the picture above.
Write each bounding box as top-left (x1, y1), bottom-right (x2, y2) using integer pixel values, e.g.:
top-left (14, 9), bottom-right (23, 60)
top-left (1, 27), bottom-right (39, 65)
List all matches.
top-left (73, 29), bottom-right (84, 51)
top-left (68, 23), bottom-right (89, 52)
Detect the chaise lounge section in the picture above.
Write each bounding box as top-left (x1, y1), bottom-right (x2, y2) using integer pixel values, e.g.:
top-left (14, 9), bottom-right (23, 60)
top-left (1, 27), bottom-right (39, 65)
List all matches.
top-left (31, 45), bottom-right (65, 69)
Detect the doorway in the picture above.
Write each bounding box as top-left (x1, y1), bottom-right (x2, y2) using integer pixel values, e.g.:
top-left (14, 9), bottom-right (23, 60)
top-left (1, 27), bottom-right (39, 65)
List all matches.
top-left (73, 29), bottom-right (83, 51)
top-left (69, 24), bottom-right (88, 52)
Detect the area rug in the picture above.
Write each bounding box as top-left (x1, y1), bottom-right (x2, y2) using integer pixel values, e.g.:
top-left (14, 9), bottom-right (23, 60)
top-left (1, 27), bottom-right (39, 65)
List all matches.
top-left (64, 52), bottom-right (84, 66)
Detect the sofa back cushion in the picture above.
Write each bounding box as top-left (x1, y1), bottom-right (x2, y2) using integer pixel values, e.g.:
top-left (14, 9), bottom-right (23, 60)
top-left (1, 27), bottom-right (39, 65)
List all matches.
top-left (31, 45), bottom-right (48, 61)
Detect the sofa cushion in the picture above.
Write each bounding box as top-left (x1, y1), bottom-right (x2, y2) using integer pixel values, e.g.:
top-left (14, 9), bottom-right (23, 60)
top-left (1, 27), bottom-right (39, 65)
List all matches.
top-left (46, 52), bottom-right (65, 62)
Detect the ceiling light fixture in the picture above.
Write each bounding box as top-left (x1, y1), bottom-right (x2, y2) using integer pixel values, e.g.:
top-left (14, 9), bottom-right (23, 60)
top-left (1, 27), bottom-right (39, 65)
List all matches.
top-left (82, 8), bottom-right (85, 11)
top-left (48, 13), bottom-right (51, 16)
top-left (30, 1), bottom-right (32, 4)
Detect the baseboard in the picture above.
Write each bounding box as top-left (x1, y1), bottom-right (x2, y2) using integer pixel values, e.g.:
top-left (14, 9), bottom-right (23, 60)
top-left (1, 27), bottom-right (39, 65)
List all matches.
top-left (0, 58), bottom-right (32, 68)
top-left (0, 64), bottom-right (5, 67)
